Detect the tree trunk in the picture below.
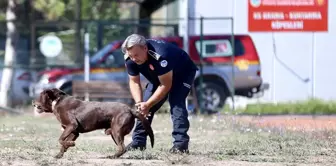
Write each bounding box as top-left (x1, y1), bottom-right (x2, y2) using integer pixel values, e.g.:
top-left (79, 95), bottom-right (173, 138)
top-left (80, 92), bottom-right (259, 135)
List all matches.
top-left (138, 0), bottom-right (176, 37)
top-left (0, 0), bottom-right (18, 108)
top-left (138, 3), bottom-right (151, 37)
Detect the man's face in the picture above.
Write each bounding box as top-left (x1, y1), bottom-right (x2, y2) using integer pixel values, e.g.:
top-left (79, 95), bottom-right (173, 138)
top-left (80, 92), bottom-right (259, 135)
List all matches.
top-left (126, 45), bottom-right (148, 65)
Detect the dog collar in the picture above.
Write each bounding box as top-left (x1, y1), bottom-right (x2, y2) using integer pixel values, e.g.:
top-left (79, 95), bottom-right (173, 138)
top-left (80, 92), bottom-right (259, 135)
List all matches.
top-left (51, 97), bottom-right (61, 111)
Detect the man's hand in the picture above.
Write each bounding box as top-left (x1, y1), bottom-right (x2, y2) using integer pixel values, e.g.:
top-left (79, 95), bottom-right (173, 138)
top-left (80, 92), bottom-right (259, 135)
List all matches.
top-left (135, 102), bottom-right (151, 118)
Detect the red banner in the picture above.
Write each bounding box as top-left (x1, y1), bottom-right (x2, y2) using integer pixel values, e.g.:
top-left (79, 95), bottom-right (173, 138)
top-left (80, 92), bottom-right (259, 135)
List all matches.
top-left (248, 0), bottom-right (328, 32)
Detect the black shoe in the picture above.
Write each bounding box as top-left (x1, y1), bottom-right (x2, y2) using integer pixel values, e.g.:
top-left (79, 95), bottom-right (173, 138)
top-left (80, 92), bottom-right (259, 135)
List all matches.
top-left (125, 142), bottom-right (146, 151)
top-left (169, 146), bottom-right (189, 154)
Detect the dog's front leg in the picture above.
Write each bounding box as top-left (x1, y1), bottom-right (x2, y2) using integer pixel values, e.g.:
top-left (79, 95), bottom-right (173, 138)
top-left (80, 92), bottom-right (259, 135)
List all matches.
top-left (59, 124), bottom-right (77, 146)
top-left (55, 132), bottom-right (79, 159)
top-left (55, 124), bottom-right (77, 159)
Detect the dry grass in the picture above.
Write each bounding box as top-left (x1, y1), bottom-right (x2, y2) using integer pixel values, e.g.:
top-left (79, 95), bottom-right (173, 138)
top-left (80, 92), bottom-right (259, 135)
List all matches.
top-left (0, 113), bottom-right (336, 166)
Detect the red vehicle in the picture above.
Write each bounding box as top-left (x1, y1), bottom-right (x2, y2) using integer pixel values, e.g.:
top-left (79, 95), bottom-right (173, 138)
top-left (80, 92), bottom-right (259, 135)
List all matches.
top-left (30, 34), bottom-right (269, 113)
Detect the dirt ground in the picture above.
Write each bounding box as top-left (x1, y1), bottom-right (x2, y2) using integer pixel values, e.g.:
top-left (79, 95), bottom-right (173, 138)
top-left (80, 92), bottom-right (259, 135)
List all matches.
top-left (236, 115), bottom-right (336, 131)
top-left (1, 111), bottom-right (336, 166)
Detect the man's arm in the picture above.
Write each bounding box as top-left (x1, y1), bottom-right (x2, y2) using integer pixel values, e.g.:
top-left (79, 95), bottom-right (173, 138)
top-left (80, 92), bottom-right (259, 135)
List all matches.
top-left (129, 75), bottom-right (143, 103)
top-left (145, 70), bottom-right (173, 108)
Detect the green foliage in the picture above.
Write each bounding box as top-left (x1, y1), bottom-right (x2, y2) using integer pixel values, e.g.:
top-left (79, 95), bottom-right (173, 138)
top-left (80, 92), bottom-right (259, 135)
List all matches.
top-left (232, 99), bottom-right (336, 115)
top-left (150, 98), bottom-right (336, 116)
top-left (81, 0), bottom-right (120, 20)
top-left (0, 1), bottom-right (8, 20)
top-left (33, 0), bottom-right (66, 20)
top-left (30, 0), bottom-right (125, 62)
top-left (82, 0), bottom-right (127, 50)
top-left (32, 0), bottom-right (121, 21)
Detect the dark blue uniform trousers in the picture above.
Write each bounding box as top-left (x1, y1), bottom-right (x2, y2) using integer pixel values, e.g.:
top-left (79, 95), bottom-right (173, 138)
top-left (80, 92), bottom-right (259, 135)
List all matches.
top-left (132, 70), bottom-right (196, 149)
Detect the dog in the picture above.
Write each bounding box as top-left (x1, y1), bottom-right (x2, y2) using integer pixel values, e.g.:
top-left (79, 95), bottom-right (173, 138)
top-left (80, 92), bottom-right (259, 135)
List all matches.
top-left (32, 88), bottom-right (154, 159)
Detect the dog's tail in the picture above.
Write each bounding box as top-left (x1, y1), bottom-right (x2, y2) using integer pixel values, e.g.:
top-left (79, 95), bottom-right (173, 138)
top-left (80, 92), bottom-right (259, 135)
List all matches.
top-left (130, 109), bottom-right (154, 148)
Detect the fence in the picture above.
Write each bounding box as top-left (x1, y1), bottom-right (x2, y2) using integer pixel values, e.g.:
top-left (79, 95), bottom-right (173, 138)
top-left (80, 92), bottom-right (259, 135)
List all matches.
top-left (181, 17), bottom-right (237, 114)
top-left (79, 17), bottom-right (237, 115)
top-left (0, 16), bottom-right (245, 115)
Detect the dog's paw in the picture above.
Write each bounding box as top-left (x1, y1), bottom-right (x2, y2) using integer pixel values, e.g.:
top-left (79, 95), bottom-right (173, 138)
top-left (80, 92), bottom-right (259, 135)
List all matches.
top-left (54, 153), bottom-right (64, 159)
top-left (107, 155), bottom-right (118, 159)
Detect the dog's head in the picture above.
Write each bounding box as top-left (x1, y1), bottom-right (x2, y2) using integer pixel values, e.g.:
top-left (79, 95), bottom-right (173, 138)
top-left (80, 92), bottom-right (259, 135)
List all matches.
top-left (32, 88), bottom-right (67, 113)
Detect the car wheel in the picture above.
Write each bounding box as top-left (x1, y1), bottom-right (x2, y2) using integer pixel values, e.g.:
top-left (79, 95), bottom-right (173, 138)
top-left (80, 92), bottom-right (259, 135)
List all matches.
top-left (195, 82), bottom-right (228, 114)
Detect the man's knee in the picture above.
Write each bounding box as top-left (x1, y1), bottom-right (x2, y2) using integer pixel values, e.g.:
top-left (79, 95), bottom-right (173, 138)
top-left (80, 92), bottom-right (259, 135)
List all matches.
top-left (170, 104), bottom-right (188, 117)
top-left (170, 104), bottom-right (190, 128)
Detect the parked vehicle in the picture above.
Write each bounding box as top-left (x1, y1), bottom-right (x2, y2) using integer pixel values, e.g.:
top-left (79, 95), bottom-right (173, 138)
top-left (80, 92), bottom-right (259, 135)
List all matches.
top-left (29, 35), bottom-right (269, 113)
top-left (0, 56), bottom-right (33, 106)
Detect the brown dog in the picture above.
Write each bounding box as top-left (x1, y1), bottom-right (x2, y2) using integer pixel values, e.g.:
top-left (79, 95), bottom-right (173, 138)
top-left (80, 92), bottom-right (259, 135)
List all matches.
top-left (32, 88), bottom-right (154, 159)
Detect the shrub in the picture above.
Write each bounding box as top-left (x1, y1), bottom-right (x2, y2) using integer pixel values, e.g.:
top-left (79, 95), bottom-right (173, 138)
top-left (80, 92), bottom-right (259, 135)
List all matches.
top-left (232, 98), bottom-right (336, 115)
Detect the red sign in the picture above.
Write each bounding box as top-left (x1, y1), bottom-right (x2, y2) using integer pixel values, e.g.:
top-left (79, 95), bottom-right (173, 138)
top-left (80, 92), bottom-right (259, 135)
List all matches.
top-left (248, 0), bottom-right (328, 32)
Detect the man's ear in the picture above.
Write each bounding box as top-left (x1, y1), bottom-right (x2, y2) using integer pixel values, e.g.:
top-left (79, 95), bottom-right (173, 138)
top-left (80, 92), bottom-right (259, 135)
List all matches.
top-left (143, 45), bottom-right (148, 52)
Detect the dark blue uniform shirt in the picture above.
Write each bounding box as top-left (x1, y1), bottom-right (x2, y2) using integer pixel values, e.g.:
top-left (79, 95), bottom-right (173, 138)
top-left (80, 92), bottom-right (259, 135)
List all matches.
top-left (125, 39), bottom-right (198, 87)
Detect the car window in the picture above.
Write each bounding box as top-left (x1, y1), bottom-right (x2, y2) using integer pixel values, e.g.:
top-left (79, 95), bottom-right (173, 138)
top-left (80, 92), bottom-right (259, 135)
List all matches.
top-left (0, 50), bottom-right (4, 66)
top-left (195, 39), bottom-right (245, 57)
top-left (106, 48), bottom-right (125, 68)
top-left (0, 53), bottom-right (4, 66)
top-left (90, 43), bottom-right (115, 64)
top-left (97, 48), bottom-right (125, 68)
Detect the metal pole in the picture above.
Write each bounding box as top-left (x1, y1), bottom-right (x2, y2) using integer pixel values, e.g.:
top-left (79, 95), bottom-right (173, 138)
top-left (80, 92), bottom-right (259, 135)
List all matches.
top-left (84, 28), bottom-right (90, 101)
top-left (230, 17), bottom-right (235, 112)
top-left (75, 0), bottom-right (82, 63)
top-left (311, 32), bottom-right (316, 98)
top-left (97, 22), bottom-right (103, 50)
top-left (183, 0), bottom-right (189, 54)
top-left (184, 0), bottom-right (190, 111)
top-left (198, 16), bottom-right (204, 114)
top-left (272, 33), bottom-right (276, 103)
top-left (29, 0), bottom-right (36, 64)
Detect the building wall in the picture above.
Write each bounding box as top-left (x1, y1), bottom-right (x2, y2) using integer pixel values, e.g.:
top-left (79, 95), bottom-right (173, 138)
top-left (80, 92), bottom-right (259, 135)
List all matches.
top-left (151, 1), bottom-right (180, 37)
top-left (177, 0), bottom-right (336, 103)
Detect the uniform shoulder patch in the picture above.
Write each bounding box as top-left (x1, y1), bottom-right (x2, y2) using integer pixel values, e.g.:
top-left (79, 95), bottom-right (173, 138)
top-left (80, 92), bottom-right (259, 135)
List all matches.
top-left (160, 60), bottom-right (168, 67)
top-left (148, 50), bottom-right (161, 60)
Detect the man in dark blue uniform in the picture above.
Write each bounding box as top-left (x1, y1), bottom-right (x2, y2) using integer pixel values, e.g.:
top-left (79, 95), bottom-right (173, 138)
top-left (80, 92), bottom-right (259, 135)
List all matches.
top-left (122, 34), bottom-right (198, 154)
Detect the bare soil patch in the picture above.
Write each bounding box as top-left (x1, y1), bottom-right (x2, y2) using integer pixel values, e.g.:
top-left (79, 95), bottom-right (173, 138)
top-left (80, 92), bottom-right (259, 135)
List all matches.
top-left (236, 115), bottom-right (336, 131)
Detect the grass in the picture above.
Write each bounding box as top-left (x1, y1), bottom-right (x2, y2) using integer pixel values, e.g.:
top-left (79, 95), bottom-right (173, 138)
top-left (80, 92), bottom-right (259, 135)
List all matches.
top-left (0, 113), bottom-right (336, 166)
top-left (228, 99), bottom-right (336, 115)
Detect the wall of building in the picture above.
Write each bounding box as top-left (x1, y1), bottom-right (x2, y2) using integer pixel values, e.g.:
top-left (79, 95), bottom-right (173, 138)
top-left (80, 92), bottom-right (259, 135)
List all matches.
top-left (178, 0), bottom-right (335, 103)
top-left (151, 1), bottom-right (180, 37)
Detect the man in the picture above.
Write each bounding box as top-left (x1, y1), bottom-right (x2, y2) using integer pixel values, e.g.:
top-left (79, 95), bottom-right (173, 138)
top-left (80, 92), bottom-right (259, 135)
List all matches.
top-left (122, 34), bottom-right (198, 154)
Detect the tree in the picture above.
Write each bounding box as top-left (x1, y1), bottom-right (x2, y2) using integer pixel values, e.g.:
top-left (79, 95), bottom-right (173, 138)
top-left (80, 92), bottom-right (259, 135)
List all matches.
top-left (138, 0), bottom-right (176, 37)
top-left (0, 0), bottom-right (18, 107)
top-left (32, 0), bottom-right (122, 61)
top-left (33, 0), bottom-right (65, 20)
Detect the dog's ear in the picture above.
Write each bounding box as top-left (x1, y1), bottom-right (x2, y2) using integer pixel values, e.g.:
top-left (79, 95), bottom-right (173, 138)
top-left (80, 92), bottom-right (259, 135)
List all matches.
top-left (50, 88), bottom-right (66, 97)
top-left (45, 89), bottom-right (57, 100)
top-left (39, 88), bottom-right (66, 106)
